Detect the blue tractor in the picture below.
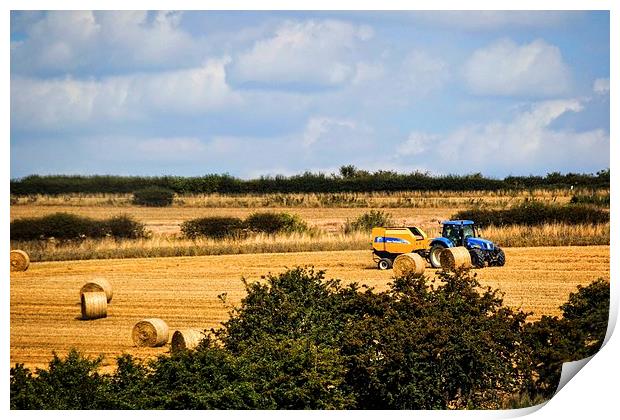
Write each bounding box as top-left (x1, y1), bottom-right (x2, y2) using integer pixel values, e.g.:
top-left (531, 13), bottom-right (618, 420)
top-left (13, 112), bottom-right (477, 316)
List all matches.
top-left (428, 220), bottom-right (506, 268)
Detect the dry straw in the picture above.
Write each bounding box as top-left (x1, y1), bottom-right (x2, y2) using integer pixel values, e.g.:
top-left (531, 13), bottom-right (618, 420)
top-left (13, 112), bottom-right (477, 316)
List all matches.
top-left (393, 253), bottom-right (426, 277)
top-left (10, 250), bottom-right (30, 272)
top-left (80, 291), bottom-right (108, 320)
top-left (171, 329), bottom-right (204, 352)
top-left (80, 277), bottom-right (113, 302)
top-left (440, 247), bottom-right (472, 270)
top-left (132, 318), bottom-right (169, 347)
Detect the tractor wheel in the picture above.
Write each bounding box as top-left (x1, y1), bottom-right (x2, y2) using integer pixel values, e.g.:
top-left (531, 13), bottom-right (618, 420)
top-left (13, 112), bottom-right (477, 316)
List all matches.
top-left (494, 248), bottom-right (506, 267)
top-left (429, 244), bottom-right (446, 268)
top-left (378, 258), bottom-right (393, 270)
top-left (469, 248), bottom-right (486, 268)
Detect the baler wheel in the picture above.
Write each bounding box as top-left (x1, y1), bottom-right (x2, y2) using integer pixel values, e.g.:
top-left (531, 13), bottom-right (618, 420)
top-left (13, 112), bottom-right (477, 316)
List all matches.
top-left (378, 258), bottom-right (393, 270)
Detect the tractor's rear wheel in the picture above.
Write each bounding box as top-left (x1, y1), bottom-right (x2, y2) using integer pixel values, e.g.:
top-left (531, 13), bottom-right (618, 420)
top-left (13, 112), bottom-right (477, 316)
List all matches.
top-left (469, 248), bottom-right (486, 268)
top-left (429, 245), bottom-right (445, 268)
top-left (378, 258), bottom-right (393, 270)
top-left (494, 248), bottom-right (506, 267)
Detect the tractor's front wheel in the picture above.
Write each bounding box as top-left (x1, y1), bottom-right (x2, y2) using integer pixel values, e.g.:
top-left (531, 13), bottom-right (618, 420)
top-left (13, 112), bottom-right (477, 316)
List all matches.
top-left (494, 248), bottom-right (506, 267)
top-left (378, 258), bottom-right (393, 270)
top-left (469, 248), bottom-right (486, 268)
top-left (429, 245), bottom-right (445, 268)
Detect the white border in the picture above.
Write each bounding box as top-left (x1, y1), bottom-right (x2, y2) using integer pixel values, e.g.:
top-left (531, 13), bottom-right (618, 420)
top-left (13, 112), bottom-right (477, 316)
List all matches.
top-left (3, 1), bottom-right (616, 419)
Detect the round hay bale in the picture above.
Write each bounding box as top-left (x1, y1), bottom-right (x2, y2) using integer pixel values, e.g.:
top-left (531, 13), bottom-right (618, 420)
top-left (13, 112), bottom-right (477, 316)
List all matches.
top-left (393, 253), bottom-right (426, 277)
top-left (439, 247), bottom-right (472, 270)
top-left (132, 318), bottom-right (169, 347)
top-left (80, 277), bottom-right (113, 302)
top-left (171, 329), bottom-right (204, 352)
top-left (80, 292), bottom-right (108, 320)
top-left (10, 250), bottom-right (30, 272)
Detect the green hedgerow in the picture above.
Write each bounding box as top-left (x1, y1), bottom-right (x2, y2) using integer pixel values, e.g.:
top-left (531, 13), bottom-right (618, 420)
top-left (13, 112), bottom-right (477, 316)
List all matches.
top-left (244, 212), bottom-right (308, 234)
top-left (180, 216), bottom-right (245, 239)
top-left (132, 187), bottom-right (175, 207)
top-left (10, 213), bottom-right (146, 241)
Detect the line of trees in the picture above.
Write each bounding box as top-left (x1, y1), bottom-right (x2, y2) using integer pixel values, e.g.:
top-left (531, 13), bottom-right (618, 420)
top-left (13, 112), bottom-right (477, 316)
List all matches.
top-left (10, 167), bottom-right (610, 195)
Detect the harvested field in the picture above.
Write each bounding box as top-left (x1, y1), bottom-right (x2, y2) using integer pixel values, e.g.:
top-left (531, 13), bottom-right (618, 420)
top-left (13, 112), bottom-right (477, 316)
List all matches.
top-left (10, 246), bottom-right (609, 372)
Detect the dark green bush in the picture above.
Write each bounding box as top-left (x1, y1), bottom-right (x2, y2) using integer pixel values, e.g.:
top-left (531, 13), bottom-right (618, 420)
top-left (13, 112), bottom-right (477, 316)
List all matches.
top-left (343, 209), bottom-right (393, 233)
top-left (10, 351), bottom-right (109, 409)
top-left (453, 201), bottom-right (609, 226)
top-left (180, 216), bottom-right (245, 239)
top-left (132, 187), bottom-right (174, 207)
top-left (10, 269), bottom-right (609, 409)
top-left (103, 215), bottom-right (148, 239)
top-left (244, 212), bottom-right (308, 234)
top-left (10, 213), bottom-right (146, 241)
top-left (570, 193), bottom-right (610, 207)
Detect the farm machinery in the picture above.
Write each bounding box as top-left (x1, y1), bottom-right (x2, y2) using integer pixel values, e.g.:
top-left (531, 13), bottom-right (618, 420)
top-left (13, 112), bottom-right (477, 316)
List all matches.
top-left (372, 220), bottom-right (505, 270)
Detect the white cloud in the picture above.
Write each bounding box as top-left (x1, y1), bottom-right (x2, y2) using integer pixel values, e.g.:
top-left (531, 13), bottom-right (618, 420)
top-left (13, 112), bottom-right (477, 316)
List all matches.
top-left (593, 78), bottom-right (610, 95)
top-left (135, 137), bottom-right (206, 159)
top-left (412, 11), bottom-right (578, 31)
top-left (11, 11), bottom-right (203, 75)
top-left (464, 39), bottom-right (571, 97)
top-left (397, 99), bottom-right (608, 174)
top-left (397, 132), bottom-right (439, 156)
top-left (11, 58), bottom-right (241, 130)
top-left (302, 117), bottom-right (357, 147)
top-left (229, 20), bottom-right (374, 88)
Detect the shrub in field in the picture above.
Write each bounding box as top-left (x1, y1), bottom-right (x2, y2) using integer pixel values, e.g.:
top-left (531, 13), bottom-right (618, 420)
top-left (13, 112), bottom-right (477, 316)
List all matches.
top-left (570, 193), bottom-right (610, 207)
top-left (453, 201), bottom-right (609, 226)
top-left (343, 209), bottom-right (393, 233)
top-left (10, 269), bottom-right (609, 409)
top-left (10, 351), bottom-right (108, 409)
top-left (181, 216), bottom-right (245, 239)
top-left (102, 215), bottom-right (147, 239)
top-left (10, 213), bottom-right (146, 241)
top-left (244, 212), bottom-right (308, 234)
top-left (132, 187), bottom-right (174, 207)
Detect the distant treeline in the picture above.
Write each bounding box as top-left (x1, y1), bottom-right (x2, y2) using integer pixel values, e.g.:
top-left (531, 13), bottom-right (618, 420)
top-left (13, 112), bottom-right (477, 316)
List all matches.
top-left (10, 167), bottom-right (610, 195)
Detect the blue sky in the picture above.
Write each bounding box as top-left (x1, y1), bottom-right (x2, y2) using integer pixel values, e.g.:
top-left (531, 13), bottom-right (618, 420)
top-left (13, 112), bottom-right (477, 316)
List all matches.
top-left (10, 11), bottom-right (610, 179)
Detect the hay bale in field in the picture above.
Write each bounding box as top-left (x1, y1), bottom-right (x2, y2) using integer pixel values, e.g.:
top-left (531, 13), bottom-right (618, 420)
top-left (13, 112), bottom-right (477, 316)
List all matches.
top-left (10, 250), bottom-right (30, 272)
top-left (132, 318), bottom-right (169, 347)
top-left (393, 253), bottom-right (426, 277)
top-left (439, 247), bottom-right (472, 270)
top-left (171, 329), bottom-right (204, 352)
top-left (80, 277), bottom-right (113, 302)
top-left (80, 292), bottom-right (108, 320)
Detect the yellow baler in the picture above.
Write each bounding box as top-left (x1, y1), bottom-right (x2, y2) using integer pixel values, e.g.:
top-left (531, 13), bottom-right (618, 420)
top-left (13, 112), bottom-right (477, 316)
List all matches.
top-left (371, 226), bottom-right (431, 270)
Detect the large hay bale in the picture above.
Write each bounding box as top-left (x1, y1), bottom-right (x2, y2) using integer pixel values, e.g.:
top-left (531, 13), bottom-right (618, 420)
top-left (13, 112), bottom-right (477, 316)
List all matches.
top-left (80, 277), bottom-right (113, 302)
top-left (132, 318), bottom-right (169, 347)
top-left (171, 329), bottom-right (204, 352)
top-left (393, 253), bottom-right (426, 277)
top-left (439, 247), bottom-right (472, 270)
top-left (80, 292), bottom-right (108, 320)
top-left (10, 250), bottom-right (30, 272)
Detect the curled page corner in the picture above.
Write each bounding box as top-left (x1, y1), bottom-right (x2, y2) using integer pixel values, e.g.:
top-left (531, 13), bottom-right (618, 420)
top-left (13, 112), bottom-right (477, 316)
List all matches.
top-left (555, 355), bottom-right (594, 395)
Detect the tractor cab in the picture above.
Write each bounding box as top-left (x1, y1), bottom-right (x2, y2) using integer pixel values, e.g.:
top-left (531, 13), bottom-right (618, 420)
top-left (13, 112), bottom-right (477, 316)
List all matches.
top-left (441, 220), bottom-right (487, 248)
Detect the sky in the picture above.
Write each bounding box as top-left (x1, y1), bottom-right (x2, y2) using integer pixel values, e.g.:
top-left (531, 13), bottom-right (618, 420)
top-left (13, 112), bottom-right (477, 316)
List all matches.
top-left (9, 10), bottom-right (610, 179)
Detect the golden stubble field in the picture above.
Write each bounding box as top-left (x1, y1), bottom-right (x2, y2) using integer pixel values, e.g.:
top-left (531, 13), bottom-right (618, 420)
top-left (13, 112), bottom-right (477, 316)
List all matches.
top-left (11, 246), bottom-right (609, 372)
